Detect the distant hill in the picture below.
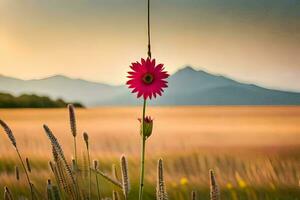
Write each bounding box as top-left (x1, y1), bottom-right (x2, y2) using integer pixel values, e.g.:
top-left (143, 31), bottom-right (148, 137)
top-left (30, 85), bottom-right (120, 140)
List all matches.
top-left (0, 74), bottom-right (122, 106)
top-left (0, 92), bottom-right (83, 108)
top-left (1, 67), bottom-right (300, 106)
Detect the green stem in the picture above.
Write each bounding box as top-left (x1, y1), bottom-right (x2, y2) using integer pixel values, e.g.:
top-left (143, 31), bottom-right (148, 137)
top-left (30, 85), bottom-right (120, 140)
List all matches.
top-left (73, 136), bottom-right (80, 200)
top-left (52, 166), bottom-right (65, 200)
top-left (73, 137), bottom-right (77, 167)
top-left (95, 174), bottom-right (101, 200)
top-left (138, 99), bottom-right (147, 200)
top-left (16, 147), bottom-right (34, 199)
top-left (86, 146), bottom-right (91, 200)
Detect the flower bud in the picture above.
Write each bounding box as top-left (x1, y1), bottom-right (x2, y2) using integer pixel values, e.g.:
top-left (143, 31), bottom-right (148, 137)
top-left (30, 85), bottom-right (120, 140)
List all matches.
top-left (138, 116), bottom-right (153, 138)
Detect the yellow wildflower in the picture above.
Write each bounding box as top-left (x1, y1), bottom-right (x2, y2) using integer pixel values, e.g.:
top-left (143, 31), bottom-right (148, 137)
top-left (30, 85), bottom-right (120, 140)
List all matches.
top-left (238, 179), bottom-right (247, 189)
top-left (180, 177), bottom-right (188, 186)
top-left (226, 182), bottom-right (233, 190)
top-left (235, 172), bottom-right (247, 189)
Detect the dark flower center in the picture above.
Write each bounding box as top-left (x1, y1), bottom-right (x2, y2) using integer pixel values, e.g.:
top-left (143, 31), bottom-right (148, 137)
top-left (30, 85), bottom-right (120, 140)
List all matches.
top-left (142, 73), bottom-right (154, 84)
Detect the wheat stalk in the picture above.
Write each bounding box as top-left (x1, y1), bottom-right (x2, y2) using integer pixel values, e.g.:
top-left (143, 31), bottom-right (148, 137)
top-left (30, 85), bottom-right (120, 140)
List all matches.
top-left (68, 104), bottom-right (77, 137)
top-left (51, 134), bottom-right (76, 199)
top-left (156, 159), bottom-right (168, 200)
top-left (49, 161), bottom-right (64, 199)
top-left (54, 145), bottom-right (76, 199)
top-left (0, 119), bottom-right (16, 147)
top-left (43, 124), bottom-right (79, 199)
top-left (0, 119), bottom-right (34, 199)
top-left (68, 104), bottom-right (78, 167)
top-left (209, 169), bottom-right (220, 200)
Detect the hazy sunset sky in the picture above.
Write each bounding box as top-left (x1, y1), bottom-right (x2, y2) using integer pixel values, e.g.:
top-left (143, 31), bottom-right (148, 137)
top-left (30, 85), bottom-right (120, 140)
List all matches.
top-left (0, 0), bottom-right (299, 91)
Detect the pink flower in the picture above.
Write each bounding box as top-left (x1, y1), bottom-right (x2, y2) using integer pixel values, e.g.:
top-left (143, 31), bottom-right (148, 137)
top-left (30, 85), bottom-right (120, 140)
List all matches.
top-left (126, 58), bottom-right (169, 99)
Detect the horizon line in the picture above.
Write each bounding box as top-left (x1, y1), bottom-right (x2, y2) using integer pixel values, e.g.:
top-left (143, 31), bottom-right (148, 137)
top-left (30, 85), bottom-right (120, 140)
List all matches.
top-left (1, 67), bottom-right (300, 94)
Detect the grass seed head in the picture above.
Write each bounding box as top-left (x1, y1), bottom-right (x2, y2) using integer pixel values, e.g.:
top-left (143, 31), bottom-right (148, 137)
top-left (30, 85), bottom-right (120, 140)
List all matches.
top-left (26, 157), bottom-right (31, 173)
top-left (15, 166), bottom-right (20, 181)
top-left (68, 104), bottom-right (77, 137)
top-left (0, 119), bottom-right (17, 148)
top-left (93, 160), bottom-right (99, 170)
top-left (83, 132), bottom-right (89, 148)
top-left (120, 155), bottom-right (130, 199)
top-left (157, 159), bottom-right (168, 200)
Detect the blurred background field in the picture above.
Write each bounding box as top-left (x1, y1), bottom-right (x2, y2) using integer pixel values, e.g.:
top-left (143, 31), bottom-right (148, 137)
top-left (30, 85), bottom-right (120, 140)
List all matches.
top-left (0, 106), bottom-right (300, 199)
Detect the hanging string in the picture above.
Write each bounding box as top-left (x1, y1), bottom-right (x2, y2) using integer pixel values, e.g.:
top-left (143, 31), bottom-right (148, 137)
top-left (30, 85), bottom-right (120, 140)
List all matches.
top-left (147, 0), bottom-right (151, 59)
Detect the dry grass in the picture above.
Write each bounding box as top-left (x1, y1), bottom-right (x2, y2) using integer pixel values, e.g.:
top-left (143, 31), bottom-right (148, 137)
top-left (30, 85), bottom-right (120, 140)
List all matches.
top-left (0, 106), bottom-right (299, 199)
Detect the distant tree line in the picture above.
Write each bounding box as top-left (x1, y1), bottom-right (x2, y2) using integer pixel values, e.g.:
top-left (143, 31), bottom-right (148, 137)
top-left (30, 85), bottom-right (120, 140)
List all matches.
top-left (0, 92), bottom-right (84, 108)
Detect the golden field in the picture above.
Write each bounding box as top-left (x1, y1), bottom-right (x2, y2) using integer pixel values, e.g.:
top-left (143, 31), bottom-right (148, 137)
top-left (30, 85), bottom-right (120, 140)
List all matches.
top-left (0, 106), bottom-right (300, 199)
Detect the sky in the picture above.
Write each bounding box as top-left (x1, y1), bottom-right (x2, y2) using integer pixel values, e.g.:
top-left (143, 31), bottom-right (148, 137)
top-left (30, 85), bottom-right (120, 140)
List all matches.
top-left (0, 0), bottom-right (299, 91)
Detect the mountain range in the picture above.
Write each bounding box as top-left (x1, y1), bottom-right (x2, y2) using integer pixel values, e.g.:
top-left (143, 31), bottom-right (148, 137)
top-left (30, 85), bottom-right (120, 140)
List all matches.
top-left (1, 67), bottom-right (300, 106)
